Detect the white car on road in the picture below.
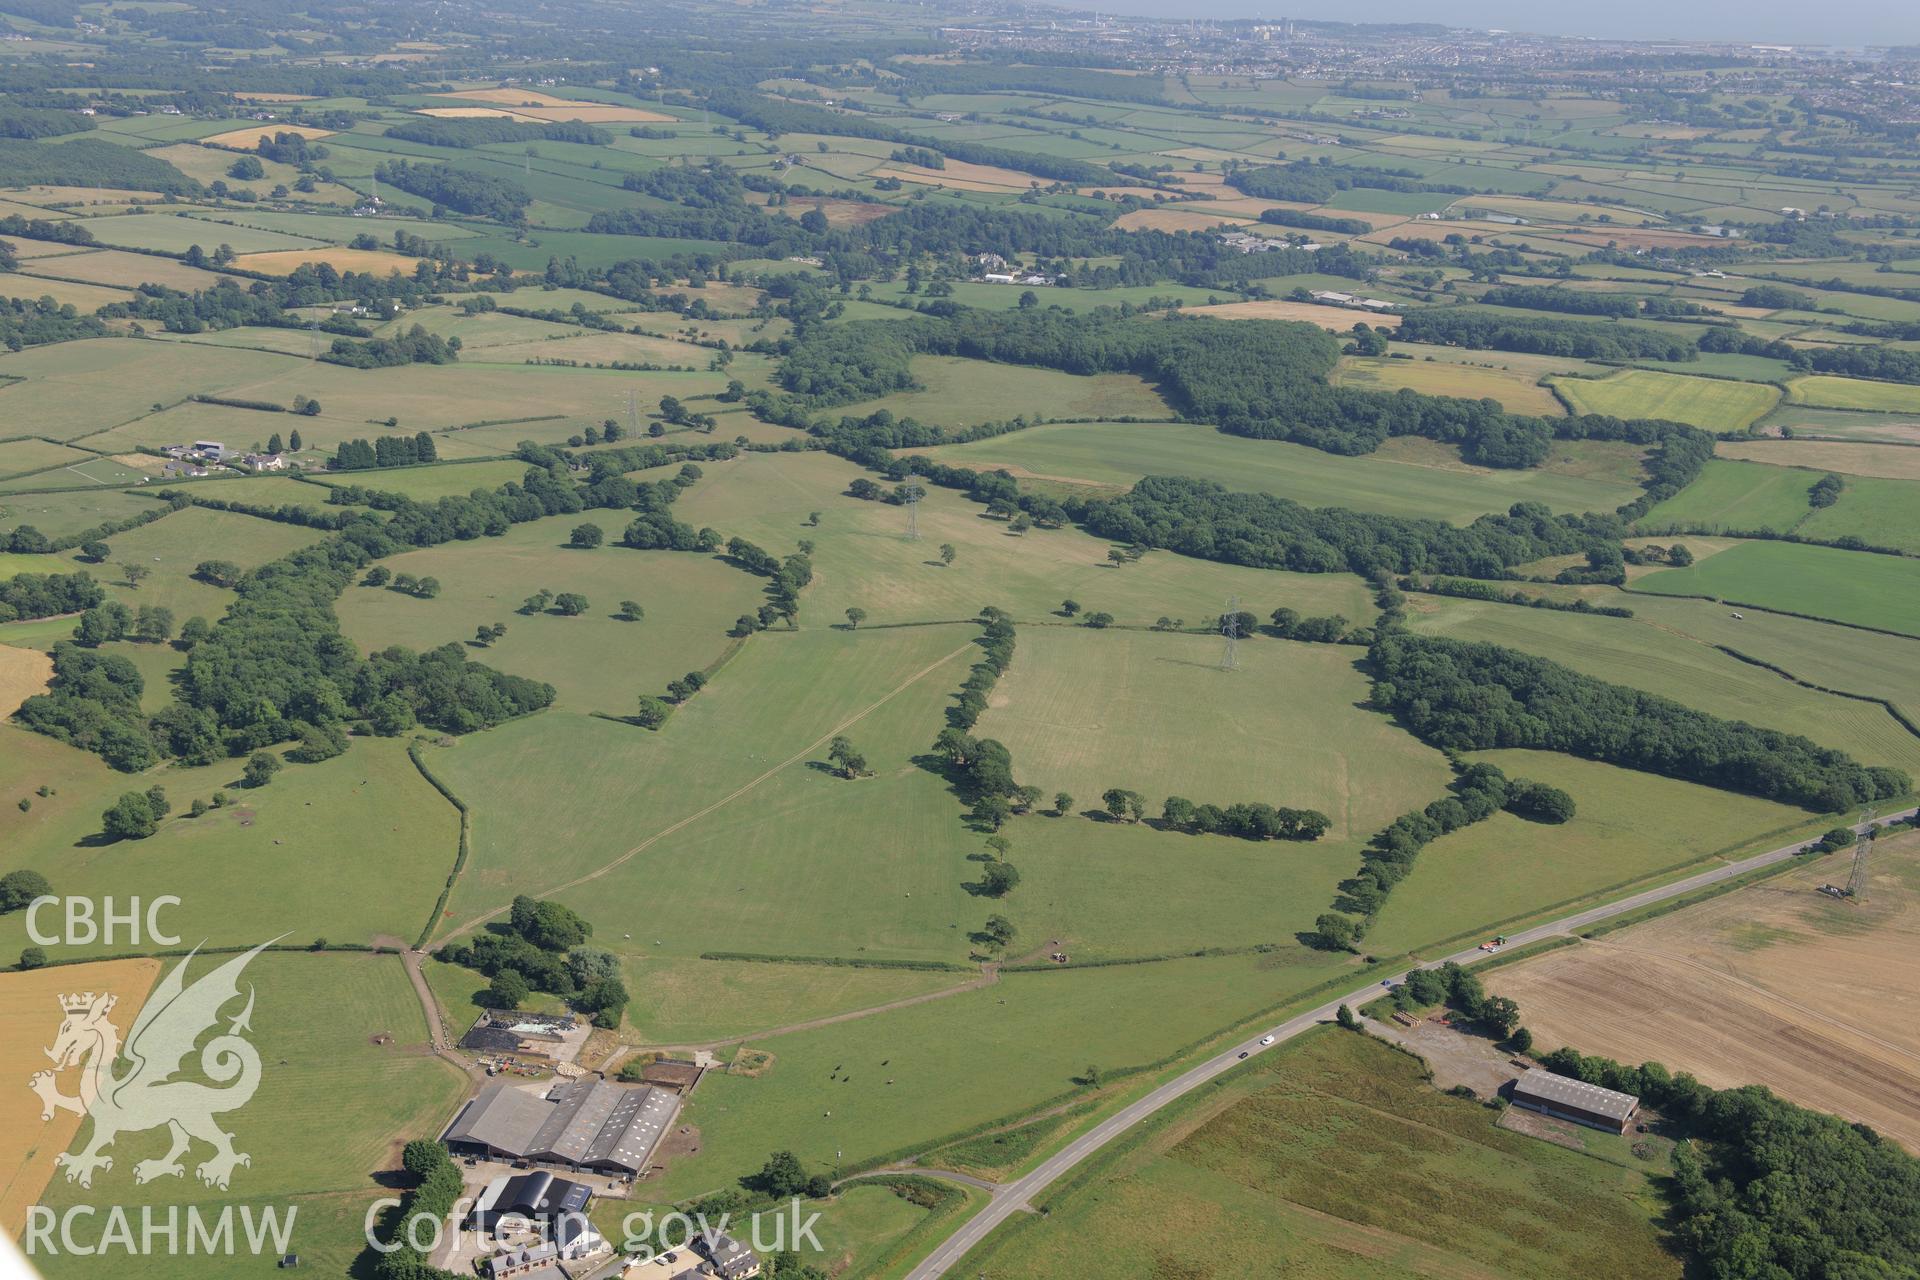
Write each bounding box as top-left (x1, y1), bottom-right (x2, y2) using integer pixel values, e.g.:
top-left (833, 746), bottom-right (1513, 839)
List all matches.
top-left (1258, 1035), bottom-right (1274, 1046)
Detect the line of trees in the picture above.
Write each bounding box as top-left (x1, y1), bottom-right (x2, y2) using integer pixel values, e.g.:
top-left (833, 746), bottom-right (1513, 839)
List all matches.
top-left (0, 570), bottom-right (102, 623)
top-left (330, 432), bottom-right (439, 470)
top-left (1158, 797), bottom-right (1332, 841)
top-left (1368, 633), bottom-right (1909, 811)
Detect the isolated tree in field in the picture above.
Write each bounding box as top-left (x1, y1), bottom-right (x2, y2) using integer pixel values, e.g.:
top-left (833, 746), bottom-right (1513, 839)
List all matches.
top-left (1510, 1027), bottom-right (1534, 1054)
top-left (756, 1151), bottom-right (808, 1199)
top-left (414, 576), bottom-right (440, 599)
top-left (845, 607), bottom-right (866, 629)
top-left (1012, 785), bottom-right (1043, 813)
top-left (939, 543), bottom-right (956, 566)
top-left (658, 395), bottom-right (687, 424)
top-left (806, 511), bottom-right (821, 526)
top-left (102, 791), bottom-right (161, 841)
top-left (475, 625), bottom-right (495, 646)
top-left (1060, 599), bottom-right (1080, 616)
top-left (267, 432), bottom-right (284, 454)
top-left (1102, 788), bottom-right (1145, 822)
top-left (0, 869), bottom-right (53, 912)
top-left (288, 428), bottom-right (303, 451)
top-left (521, 589), bottom-right (554, 615)
top-left (552, 592), bottom-right (589, 616)
top-left (1668, 543), bottom-right (1694, 567)
top-left (1054, 792), bottom-right (1074, 817)
top-left (1008, 514), bottom-right (1032, 534)
top-left (633, 695), bottom-right (671, 729)
top-left (1336, 1003), bottom-right (1358, 1030)
top-left (984, 834), bottom-right (1011, 860)
top-left (980, 862), bottom-right (1020, 897)
top-left (617, 600), bottom-right (643, 621)
top-left (363, 566), bottom-right (391, 588)
top-left (243, 751), bottom-right (281, 789)
top-left (1082, 612), bottom-right (1114, 629)
top-left (393, 573), bottom-right (419, 596)
top-left (570, 523), bottom-right (604, 549)
top-left (827, 735), bottom-right (868, 779)
top-left (983, 914), bottom-right (1015, 947)
top-left (120, 562), bottom-right (150, 589)
top-left (80, 541), bottom-right (109, 563)
top-left (1107, 547), bottom-right (1130, 567)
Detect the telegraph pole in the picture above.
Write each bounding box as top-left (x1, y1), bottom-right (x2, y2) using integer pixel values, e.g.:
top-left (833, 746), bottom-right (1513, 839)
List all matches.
top-left (1220, 596), bottom-right (1240, 671)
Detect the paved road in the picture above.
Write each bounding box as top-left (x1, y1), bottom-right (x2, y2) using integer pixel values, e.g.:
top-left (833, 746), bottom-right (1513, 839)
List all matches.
top-left (902, 809), bottom-right (1915, 1280)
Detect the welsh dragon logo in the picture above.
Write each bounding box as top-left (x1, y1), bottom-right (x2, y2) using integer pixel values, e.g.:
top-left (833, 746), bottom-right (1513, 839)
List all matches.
top-left (29, 940), bottom-right (276, 1191)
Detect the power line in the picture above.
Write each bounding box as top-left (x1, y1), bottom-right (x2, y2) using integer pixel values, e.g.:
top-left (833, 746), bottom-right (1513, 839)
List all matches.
top-left (1846, 807), bottom-right (1876, 902)
top-left (904, 484), bottom-right (921, 541)
top-left (1220, 596), bottom-right (1240, 671)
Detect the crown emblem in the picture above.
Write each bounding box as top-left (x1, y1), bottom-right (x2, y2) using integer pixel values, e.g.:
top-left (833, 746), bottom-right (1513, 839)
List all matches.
top-left (59, 991), bottom-right (113, 1015)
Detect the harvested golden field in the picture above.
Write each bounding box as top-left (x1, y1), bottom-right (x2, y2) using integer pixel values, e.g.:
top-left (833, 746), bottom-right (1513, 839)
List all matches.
top-left (1490, 831), bottom-right (1920, 1151)
top-left (1333, 354), bottom-right (1562, 415)
top-left (0, 274), bottom-right (133, 310)
top-left (1112, 207), bottom-right (1257, 233)
top-left (230, 247), bottom-right (428, 276)
top-left (411, 106), bottom-right (533, 119)
top-left (2, 186), bottom-right (172, 206)
top-left (1718, 439), bottom-right (1920, 481)
top-left (0, 958), bottom-right (162, 1234)
top-left (1172, 299), bottom-right (1401, 330)
top-left (874, 156), bottom-right (1045, 189)
top-left (201, 123), bottom-right (335, 148)
top-left (510, 104), bottom-right (674, 123)
top-left (777, 197), bottom-right (894, 228)
top-left (0, 643), bottom-right (52, 714)
top-left (17, 248), bottom-right (230, 291)
top-left (429, 86), bottom-right (584, 106)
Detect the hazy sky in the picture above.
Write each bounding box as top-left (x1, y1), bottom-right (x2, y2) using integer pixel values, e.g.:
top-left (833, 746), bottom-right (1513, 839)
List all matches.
top-left (1033, 0), bottom-right (1912, 50)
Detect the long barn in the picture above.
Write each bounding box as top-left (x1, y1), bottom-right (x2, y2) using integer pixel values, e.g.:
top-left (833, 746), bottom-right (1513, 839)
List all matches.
top-left (1509, 1070), bottom-right (1639, 1133)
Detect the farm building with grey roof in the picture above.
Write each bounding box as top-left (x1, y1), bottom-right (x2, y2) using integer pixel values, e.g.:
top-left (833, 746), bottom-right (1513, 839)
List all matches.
top-left (1509, 1070), bottom-right (1639, 1133)
top-left (442, 1078), bottom-right (680, 1175)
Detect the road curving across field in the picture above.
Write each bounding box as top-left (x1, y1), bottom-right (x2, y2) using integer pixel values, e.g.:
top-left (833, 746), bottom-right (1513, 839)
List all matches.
top-left (902, 808), bottom-right (1918, 1280)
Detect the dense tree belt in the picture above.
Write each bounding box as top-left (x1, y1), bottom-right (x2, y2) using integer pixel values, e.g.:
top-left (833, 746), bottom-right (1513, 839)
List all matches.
top-left (383, 118), bottom-right (611, 148)
top-left (0, 296), bottom-right (108, 350)
top-left (1072, 475), bottom-right (1613, 578)
top-left (373, 160), bottom-right (530, 223)
top-left (1226, 159), bottom-right (1472, 204)
top-left (0, 571), bottom-right (103, 623)
top-left (1256, 208), bottom-right (1373, 235)
top-left (1477, 285), bottom-right (1642, 319)
top-left (1798, 344), bottom-right (1920, 384)
top-left (776, 309), bottom-right (1709, 478)
top-left (1368, 633), bottom-right (1909, 810)
top-left (1536, 1042), bottom-right (1920, 1280)
top-left (1395, 307), bottom-right (1699, 361)
top-left (0, 137), bottom-right (197, 194)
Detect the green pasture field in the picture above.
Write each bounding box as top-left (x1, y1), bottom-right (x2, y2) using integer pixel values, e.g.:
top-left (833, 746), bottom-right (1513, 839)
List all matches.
top-left (1787, 375), bottom-right (1920, 414)
top-left (616, 957), bottom-right (967, 1046)
top-left (179, 209), bottom-right (483, 244)
top-left (1585, 589), bottom-right (1920, 727)
top-left (643, 948), bottom-right (1358, 1204)
top-left (1640, 457), bottom-right (1815, 532)
top-left (77, 211), bottom-right (325, 254)
top-left (0, 339), bottom-right (310, 443)
top-left (32, 952), bottom-right (466, 1280)
top-left (1795, 473), bottom-right (1920, 554)
top-left (427, 622), bottom-right (984, 932)
top-left (1552, 368), bottom-right (1780, 431)
top-left (461, 329), bottom-right (721, 370)
top-left (1318, 187), bottom-right (1455, 215)
top-left (113, 400), bottom-right (498, 461)
top-left (911, 420), bottom-right (1644, 521)
top-left (336, 514), bottom-right (764, 709)
top-left (1332, 352), bottom-right (1566, 415)
top-left (1759, 405), bottom-right (1920, 443)
top-left (1363, 749), bottom-right (1818, 956)
top-left (0, 730), bottom-right (462, 958)
top-left (1405, 593), bottom-right (1920, 778)
top-left (87, 636), bottom-right (188, 712)
top-left (854, 281), bottom-right (1237, 314)
top-left (312, 459), bottom-right (531, 501)
top-left (0, 438), bottom-right (100, 479)
top-left (672, 451), bottom-right (1374, 629)
top-left (378, 306), bottom-right (582, 349)
top-left (0, 455), bottom-right (153, 492)
top-left (1634, 539), bottom-right (1920, 636)
top-left (0, 486), bottom-right (162, 540)
top-left (967, 1027), bottom-right (1678, 1280)
top-left (151, 327), bottom-right (337, 358)
top-left (831, 355), bottom-right (1172, 428)
top-left (978, 626), bottom-right (1452, 843)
